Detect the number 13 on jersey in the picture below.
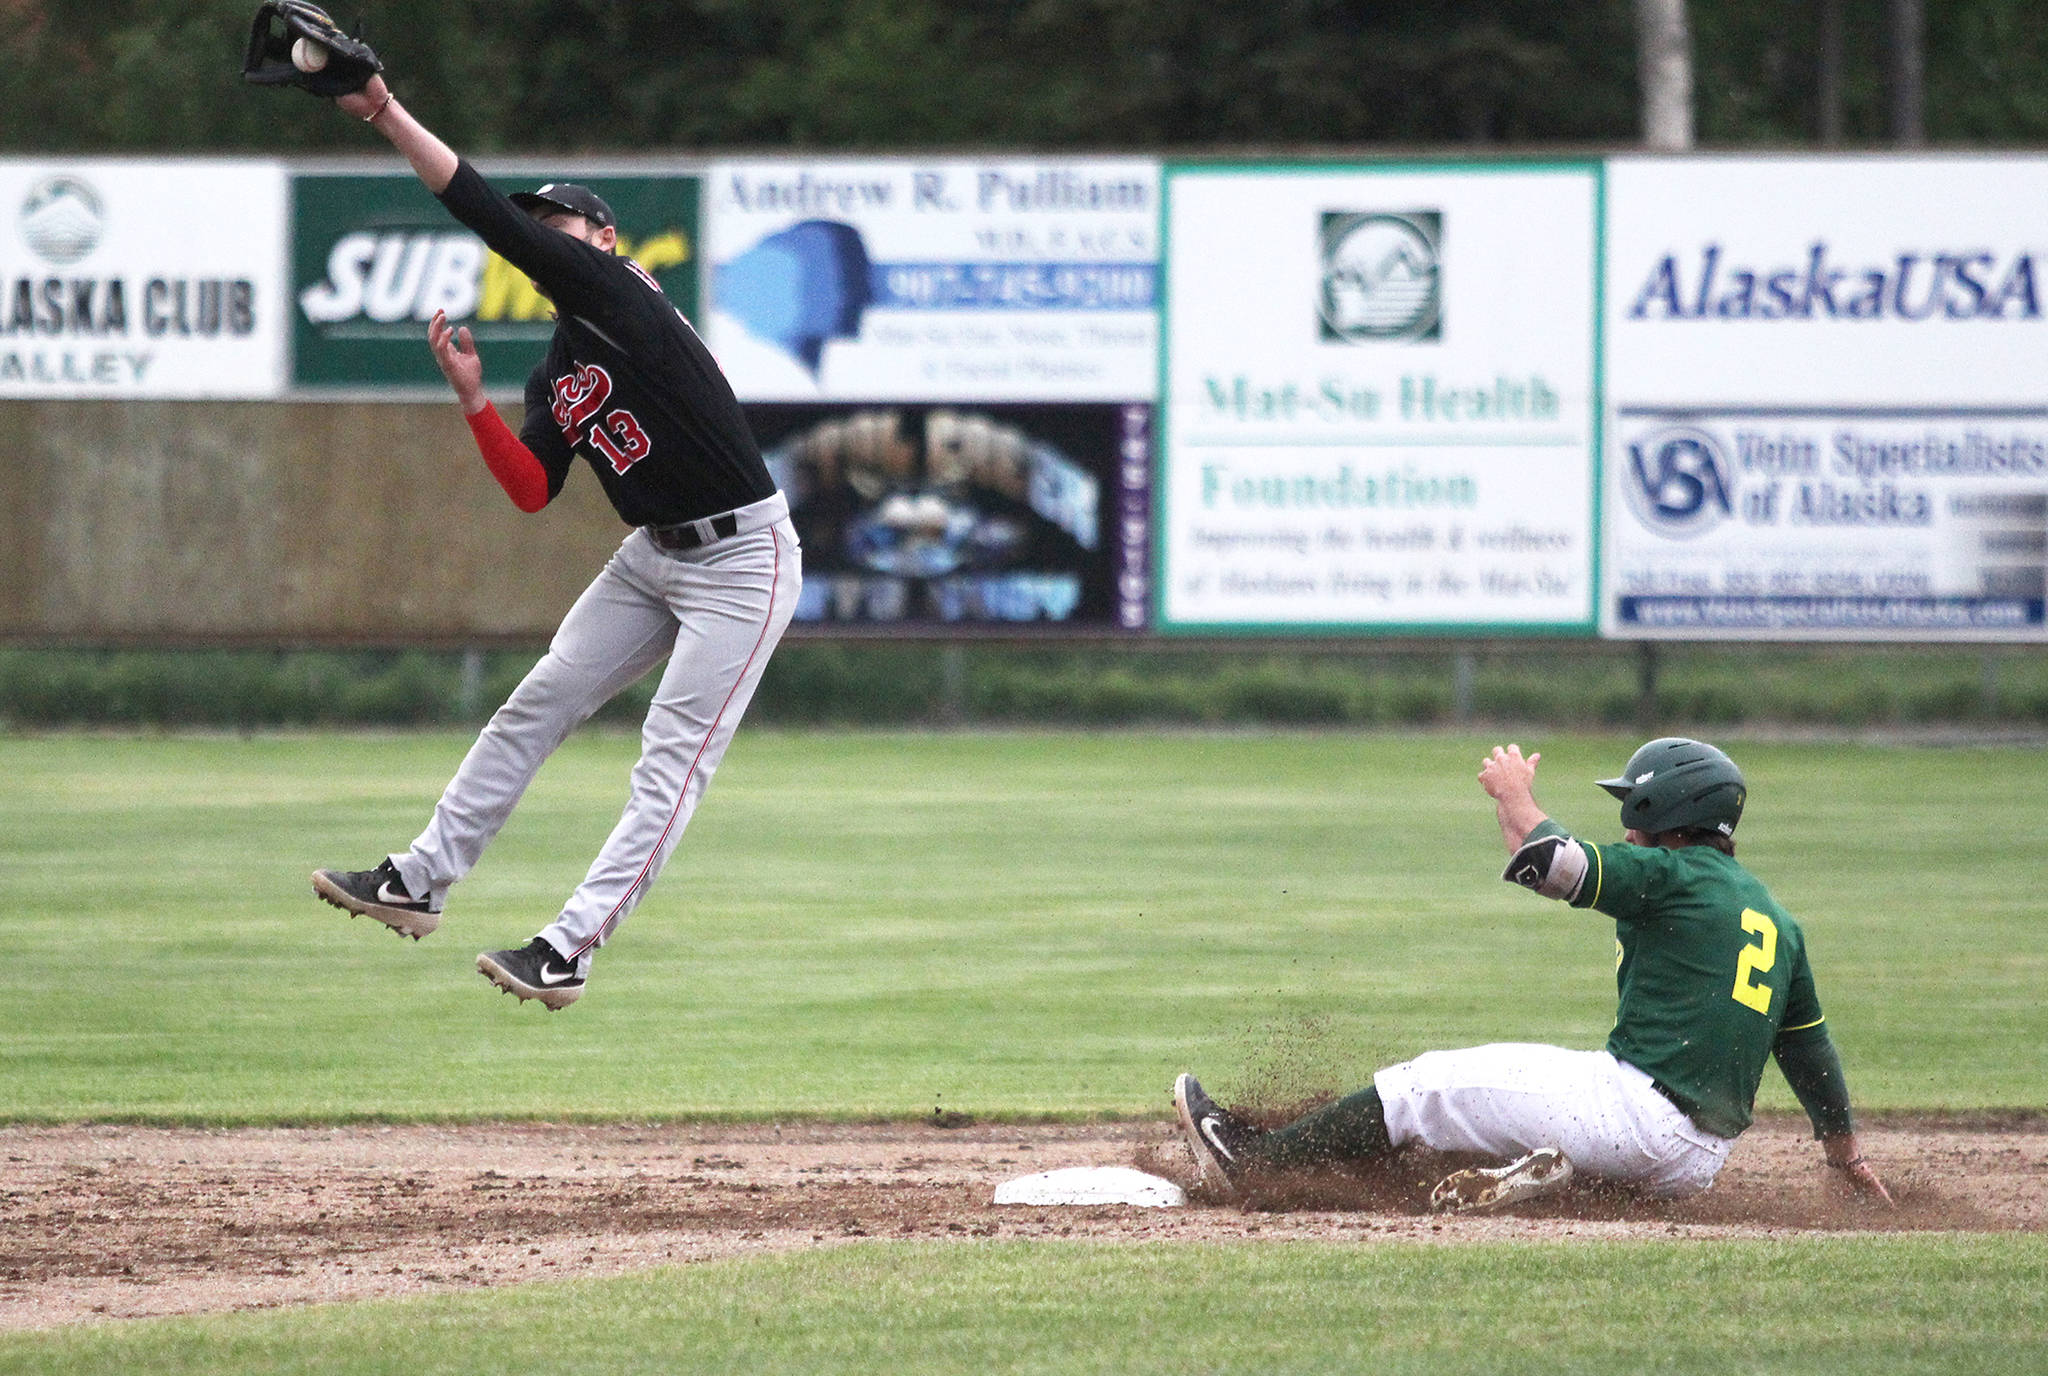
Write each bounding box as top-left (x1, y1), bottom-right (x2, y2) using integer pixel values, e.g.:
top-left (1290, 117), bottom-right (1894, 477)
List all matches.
top-left (550, 363), bottom-right (653, 475)
top-left (1732, 908), bottom-right (1778, 1015)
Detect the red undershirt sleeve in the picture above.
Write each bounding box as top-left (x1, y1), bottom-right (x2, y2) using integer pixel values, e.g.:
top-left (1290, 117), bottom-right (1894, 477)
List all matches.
top-left (465, 403), bottom-right (551, 513)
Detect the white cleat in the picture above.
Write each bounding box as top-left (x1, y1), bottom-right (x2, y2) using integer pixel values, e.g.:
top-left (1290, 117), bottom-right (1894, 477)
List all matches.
top-left (1430, 1147), bottom-right (1574, 1214)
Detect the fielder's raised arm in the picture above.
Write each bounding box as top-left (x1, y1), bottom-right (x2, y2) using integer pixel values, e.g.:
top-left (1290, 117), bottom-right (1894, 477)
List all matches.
top-left (336, 74), bottom-right (457, 193)
top-left (352, 63), bottom-right (553, 517)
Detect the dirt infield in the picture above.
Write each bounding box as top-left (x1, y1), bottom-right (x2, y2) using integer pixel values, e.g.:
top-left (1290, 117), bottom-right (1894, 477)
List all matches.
top-left (2, 1114), bottom-right (2041, 1330)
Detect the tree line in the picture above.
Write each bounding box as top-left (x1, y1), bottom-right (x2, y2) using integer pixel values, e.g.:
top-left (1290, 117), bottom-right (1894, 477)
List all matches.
top-left (2, 0), bottom-right (2043, 154)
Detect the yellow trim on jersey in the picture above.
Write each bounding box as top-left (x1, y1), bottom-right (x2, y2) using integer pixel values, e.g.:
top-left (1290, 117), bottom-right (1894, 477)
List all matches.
top-left (1581, 839), bottom-right (1605, 907)
top-left (1781, 1015), bottom-right (1827, 1033)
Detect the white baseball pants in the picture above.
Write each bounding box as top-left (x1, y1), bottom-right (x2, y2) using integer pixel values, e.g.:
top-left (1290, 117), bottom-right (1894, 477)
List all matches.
top-left (392, 497), bottom-right (800, 975)
top-left (1374, 1044), bottom-right (1734, 1198)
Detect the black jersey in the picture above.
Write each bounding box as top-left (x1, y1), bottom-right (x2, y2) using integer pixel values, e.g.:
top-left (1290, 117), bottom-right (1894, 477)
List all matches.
top-left (436, 161), bottom-right (775, 527)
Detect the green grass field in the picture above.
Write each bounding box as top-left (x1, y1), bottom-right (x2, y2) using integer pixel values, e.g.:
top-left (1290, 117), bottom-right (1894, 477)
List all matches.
top-left (2, 730), bottom-right (2041, 1121)
top-left (2, 1238), bottom-right (2045, 1375)
top-left (2, 728), bottom-right (2044, 1371)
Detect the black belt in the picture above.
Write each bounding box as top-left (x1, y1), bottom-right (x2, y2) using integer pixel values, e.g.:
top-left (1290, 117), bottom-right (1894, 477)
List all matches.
top-left (1652, 1078), bottom-right (1699, 1119)
top-left (646, 511), bottom-right (740, 551)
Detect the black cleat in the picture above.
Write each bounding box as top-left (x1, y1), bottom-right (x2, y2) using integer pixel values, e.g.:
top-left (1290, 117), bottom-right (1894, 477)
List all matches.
top-left (311, 859), bottom-right (441, 940)
top-left (1173, 1072), bottom-right (1263, 1200)
top-left (477, 937), bottom-right (585, 1010)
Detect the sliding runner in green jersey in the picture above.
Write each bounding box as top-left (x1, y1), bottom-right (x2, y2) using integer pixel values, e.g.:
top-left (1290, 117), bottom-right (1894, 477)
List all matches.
top-left (1175, 737), bottom-right (1893, 1213)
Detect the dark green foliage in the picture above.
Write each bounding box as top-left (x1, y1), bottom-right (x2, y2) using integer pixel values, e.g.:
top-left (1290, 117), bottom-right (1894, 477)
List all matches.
top-left (750, 643), bottom-right (946, 722)
top-left (4, 1), bottom-right (2046, 153)
top-left (1693, 0), bottom-right (2048, 145)
top-left (2, 644), bottom-right (2042, 730)
top-left (0, 0), bottom-right (507, 153)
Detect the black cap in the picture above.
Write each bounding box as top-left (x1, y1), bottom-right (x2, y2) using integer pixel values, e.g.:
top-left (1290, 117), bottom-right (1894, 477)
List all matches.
top-left (510, 182), bottom-right (616, 230)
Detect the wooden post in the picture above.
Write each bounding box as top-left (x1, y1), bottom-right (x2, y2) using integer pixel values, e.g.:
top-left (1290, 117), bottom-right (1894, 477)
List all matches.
top-left (1817, 0), bottom-right (1846, 146)
top-left (458, 647), bottom-right (485, 719)
top-left (1888, 0), bottom-right (1925, 147)
top-left (1636, 0), bottom-right (1696, 152)
top-left (1637, 642), bottom-right (1661, 726)
top-left (938, 644), bottom-right (967, 725)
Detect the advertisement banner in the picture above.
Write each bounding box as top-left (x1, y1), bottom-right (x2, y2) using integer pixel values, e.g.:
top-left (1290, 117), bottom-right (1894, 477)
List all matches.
top-left (1609, 411), bottom-right (2046, 638)
top-left (704, 159), bottom-right (1158, 401)
top-left (753, 401), bottom-right (1150, 630)
top-left (1604, 157), bottom-right (2048, 641)
top-left (1, 159), bottom-right (288, 398)
top-left (1158, 163), bottom-right (1601, 633)
top-left (291, 171), bottom-right (700, 393)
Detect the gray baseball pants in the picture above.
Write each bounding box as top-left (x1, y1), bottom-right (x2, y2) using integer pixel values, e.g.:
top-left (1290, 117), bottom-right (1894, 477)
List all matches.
top-left (391, 493), bottom-right (799, 975)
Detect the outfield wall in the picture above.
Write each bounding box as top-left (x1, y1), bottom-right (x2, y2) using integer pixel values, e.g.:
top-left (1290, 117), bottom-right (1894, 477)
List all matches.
top-left (0, 400), bottom-right (622, 645)
top-left (4, 153), bottom-right (2045, 646)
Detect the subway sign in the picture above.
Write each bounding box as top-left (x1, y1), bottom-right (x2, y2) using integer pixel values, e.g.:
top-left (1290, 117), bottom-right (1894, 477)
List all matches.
top-left (290, 171), bottom-right (700, 392)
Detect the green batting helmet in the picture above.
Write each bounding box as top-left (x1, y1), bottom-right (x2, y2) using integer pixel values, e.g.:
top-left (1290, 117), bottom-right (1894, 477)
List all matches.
top-left (1595, 737), bottom-right (1747, 837)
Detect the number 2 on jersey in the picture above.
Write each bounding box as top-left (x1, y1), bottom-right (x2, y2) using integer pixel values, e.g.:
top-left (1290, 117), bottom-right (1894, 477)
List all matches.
top-left (1731, 908), bottom-right (1778, 1015)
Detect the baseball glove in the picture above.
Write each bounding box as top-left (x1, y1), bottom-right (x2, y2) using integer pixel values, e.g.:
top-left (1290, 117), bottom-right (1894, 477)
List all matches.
top-left (242, 1), bottom-right (382, 99)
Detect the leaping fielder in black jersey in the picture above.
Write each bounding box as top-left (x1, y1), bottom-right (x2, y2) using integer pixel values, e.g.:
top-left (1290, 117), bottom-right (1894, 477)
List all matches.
top-left (1176, 738), bottom-right (1894, 1212)
top-left (308, 67), bottom-right (801, 1010)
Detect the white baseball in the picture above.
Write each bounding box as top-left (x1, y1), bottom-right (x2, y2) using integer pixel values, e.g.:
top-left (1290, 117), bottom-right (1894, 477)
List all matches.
top-left (291, 37), bottom-right (329, 73)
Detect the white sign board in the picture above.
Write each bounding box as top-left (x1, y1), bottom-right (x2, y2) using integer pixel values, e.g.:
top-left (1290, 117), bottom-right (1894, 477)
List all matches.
top-left (703, 159), bottom-right (1158, 401)
top-left (1604, 157), bottom-right (2048, 641)
top-left (1158, 164), bottom-right (1600, 632)
top-left (0, 159), bottom-right (289, 398)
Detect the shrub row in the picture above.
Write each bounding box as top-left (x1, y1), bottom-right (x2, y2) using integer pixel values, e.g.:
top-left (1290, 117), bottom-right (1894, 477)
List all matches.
top-left (0, 642), bottom-right (2039, 728)
top-left (1, 644), bottom-right (2044, 730)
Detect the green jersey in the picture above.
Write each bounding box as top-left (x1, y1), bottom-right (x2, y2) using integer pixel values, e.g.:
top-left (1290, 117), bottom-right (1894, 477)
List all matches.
top-left (1529, 820), bottom-right (1825, 1138)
